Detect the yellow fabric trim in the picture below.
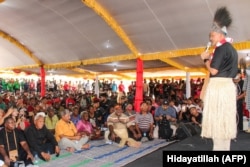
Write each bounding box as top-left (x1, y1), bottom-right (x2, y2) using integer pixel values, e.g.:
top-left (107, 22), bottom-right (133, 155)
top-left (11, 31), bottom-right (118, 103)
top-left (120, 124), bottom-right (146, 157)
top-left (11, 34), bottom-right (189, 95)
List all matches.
top-left (98, 71), bottom-right (132, 80)
top-left (66, 67), bottom-right (95, 75)
top-left (160, 58), bottom-right (187, 71)
top-left (43, 41), bottom-right (250, 70)
top-left (1, 64), bottom-right (40, 70)
top-left (43, 54), bottom-right (134, 69)
top-left (82, 0), bottom-right (139, 56)
top-left (0, 30), bottom-right (43, 65)
top-left (142, 41), bottom-right (250, 59)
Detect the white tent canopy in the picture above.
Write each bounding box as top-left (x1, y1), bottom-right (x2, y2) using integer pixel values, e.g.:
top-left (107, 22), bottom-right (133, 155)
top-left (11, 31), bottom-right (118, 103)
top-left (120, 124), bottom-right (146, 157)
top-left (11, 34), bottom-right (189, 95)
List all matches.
top-left (0, 0), bottom-right (249, 80)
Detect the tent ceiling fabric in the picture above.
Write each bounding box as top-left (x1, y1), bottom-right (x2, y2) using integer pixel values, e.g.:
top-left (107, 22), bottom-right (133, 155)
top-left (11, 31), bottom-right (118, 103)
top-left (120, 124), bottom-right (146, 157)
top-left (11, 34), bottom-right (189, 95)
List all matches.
top-left (0, 0), bottom-right (250, 79)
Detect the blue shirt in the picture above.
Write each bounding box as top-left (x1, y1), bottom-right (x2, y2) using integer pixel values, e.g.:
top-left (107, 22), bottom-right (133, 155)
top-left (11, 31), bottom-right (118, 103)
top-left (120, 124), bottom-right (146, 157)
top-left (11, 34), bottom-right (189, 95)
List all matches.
top-left (70, 115), bottom-right (81, 126)
top-left (154, 106), bottom-right (177, 118)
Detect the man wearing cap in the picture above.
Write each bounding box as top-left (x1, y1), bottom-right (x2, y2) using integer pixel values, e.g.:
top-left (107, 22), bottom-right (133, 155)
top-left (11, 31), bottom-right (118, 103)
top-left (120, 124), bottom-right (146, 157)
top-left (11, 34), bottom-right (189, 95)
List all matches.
top-left (65, 94), bottom-right (75, 109)
top-left (25, 112), bottom-right (60, 161)
top-left (200, 7), bottom-right (238, 150)
top-left (154, 100), bottom-right (178, 137)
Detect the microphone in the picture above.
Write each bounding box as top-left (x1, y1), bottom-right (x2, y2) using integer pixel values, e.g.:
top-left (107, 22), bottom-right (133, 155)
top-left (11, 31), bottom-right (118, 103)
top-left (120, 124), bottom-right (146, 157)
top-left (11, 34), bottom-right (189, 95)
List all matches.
top-left (205, 42), bottom-right (211, 52)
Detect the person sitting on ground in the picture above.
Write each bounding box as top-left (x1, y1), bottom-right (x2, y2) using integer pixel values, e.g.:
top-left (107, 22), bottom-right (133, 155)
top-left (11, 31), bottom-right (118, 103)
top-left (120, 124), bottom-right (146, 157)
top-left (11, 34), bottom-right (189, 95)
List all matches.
top-left (189, 106), bottom-right (202, 127)
top-left (107, 104), bottom-right (141, 147)
top-left (16, 108), bottom-right (30, 131)
top-left (107, 103), bottom-right (141, 148)
top-left (0, 108), bottom-right (14, 128)
top-left (135, 101), bottom-right (154, 142)
top-left (55, 109), bottom-right (90, 153)
top-left (45, 107), bottom-right (59, 135)
top-left (93, 98), bottom-right (106, 129)
top-left (70, 106), bottom-right (81, 126)
top-left (154, 100), bottom-right (178, 137)
top-left (76, 111), bottom-right (102, 140)
top-left (124, 103), bottom-right (138, 140)
top-left (25, 112), bottom-right (60, 162)
top-left (10, 108), bottom-right (19, 124)
top-left (99, 93), bottom-right (111, 125)
top-left (0, 117), bottom-right (34, 167)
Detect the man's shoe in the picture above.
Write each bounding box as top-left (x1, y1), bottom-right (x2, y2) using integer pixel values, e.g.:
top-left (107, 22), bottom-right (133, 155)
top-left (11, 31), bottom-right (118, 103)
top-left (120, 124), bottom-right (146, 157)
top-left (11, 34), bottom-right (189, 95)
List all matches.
top-left (245, 128), bottom-right (250, 133)
top-left (166, 136), bottom-right (178, 142)
top-left (141, 137), bottom-right (149, 142)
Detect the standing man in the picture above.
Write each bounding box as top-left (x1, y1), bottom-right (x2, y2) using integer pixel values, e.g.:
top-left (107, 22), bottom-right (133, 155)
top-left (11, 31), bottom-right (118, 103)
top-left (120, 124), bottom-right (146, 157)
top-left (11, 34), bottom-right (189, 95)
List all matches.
top-left (117, 81), bottom-right (125, 104)
top-left (143, 79), bottom-right (149, 97)
top-left (200, 7), bottom-right (238, 150)
top-left (233, 69), bottom-right (245, 132)
top-left (148, 79), bottom-right (155, 98)
top-left (242, 66), bottom-right (250, 133)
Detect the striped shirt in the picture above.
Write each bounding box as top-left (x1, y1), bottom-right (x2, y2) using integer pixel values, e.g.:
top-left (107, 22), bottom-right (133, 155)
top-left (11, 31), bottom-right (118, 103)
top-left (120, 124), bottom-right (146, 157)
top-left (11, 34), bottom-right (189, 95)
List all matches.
top-left (135, 113), bottom-right (154, 130)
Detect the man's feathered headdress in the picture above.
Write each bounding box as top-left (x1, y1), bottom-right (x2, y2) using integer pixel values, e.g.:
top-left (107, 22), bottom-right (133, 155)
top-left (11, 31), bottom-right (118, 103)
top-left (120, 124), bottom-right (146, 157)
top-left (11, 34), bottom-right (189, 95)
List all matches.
top-left (211, 7), bottom-right (232, 35)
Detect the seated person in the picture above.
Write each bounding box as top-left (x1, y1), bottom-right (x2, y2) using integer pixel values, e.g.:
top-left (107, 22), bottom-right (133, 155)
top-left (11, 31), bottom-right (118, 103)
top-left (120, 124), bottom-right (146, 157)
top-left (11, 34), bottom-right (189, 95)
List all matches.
top-left (25, 112), bottom-right (60, 161)
top-left (16, 108), bottom-right (30, 131)
top-left (45, 107), bottom-right (59, 134)
top-left (0, 117), bottom-right (33, 167)
top-left (0, 108), bottom-right (14, 128)
top-left (178, 104), bottom-right (192, 123)
top-left (124, 103), bottom-right (137, 140)
top-left (93, 99), bottom-right (106, 128)
top-left (134, 102), bottom-right (154, 142)
top-left (88, 105), bottom-right (97, 128)
top-left (70, 106), bottom-right (81, 126)
top-left (154, 100), bottom-right (178, 136)
top-left (55, 109), bottom-right (90, 153)
top-left (106, 104), bottom-right (141, 148)
top-left (190, 106), bottom-right (202, 128)
top-left (76, 111), bottom-right (102, 140)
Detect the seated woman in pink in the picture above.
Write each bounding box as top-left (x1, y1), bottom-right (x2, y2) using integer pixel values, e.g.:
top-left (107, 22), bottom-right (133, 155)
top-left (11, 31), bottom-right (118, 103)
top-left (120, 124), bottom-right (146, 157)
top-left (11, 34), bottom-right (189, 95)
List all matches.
top-left (76, 111), bottom-right (102, 140)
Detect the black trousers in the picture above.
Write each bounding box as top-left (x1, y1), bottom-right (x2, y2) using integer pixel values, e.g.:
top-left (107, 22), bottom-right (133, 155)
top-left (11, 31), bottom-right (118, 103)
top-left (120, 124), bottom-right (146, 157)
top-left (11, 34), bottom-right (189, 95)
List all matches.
top-left (31, 142), bottom-right (55, 160)
top-left (0, 148), bottom-right (33, 167)
top-left (237, 100), bottom-right (243, 131)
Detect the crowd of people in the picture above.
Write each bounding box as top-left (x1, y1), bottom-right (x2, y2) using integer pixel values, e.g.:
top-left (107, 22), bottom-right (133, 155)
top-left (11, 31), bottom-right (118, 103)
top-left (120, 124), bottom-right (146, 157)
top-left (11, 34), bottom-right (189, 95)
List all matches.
top-left (0, 75), bottom-right (246, 166)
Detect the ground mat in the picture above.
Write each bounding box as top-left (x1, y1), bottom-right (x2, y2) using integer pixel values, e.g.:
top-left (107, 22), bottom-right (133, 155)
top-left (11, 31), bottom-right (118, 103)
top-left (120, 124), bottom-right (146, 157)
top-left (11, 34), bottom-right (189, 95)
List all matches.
top-left (37, 139), bottom-right (173, 167)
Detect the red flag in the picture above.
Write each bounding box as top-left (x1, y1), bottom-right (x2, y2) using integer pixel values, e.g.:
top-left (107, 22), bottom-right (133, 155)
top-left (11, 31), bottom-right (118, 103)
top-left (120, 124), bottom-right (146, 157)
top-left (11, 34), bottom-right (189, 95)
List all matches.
top-left (134, 58), bottom-right (143, 112)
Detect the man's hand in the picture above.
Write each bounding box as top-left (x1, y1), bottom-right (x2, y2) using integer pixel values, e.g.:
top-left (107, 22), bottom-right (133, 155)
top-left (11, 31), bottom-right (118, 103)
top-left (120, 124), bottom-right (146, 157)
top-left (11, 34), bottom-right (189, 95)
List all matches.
top-left (4, 156), bottom-right (10, 167)
top-left (27, 152), bottom-right (34, 161)
top-left (55, 146), bottom-right (60, 155)
top-left (200, 51), bottom-right (210, 60)
top-left (166, 115), bottom-right (171, 120)
top-left (74, 135), bottom-right (81, 140)
top-left (110, 132), bottom-right (116, 141)
top-left (149, 131), bottom-right (153, 138)
top-left (41, 152), bottom-right (51, 161)
top-left (133, 133), bottom-right (140, 139)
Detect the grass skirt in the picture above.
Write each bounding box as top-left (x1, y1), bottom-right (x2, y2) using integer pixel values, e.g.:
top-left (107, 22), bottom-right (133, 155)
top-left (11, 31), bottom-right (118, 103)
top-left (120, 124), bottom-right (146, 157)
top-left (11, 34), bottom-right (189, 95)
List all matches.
top-left (201, 77), bottom-right (237, 140)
